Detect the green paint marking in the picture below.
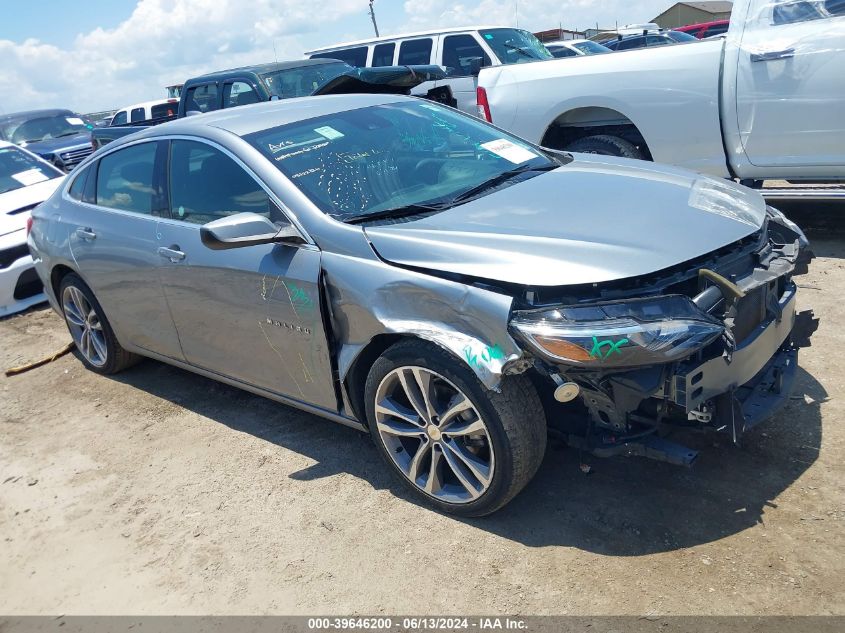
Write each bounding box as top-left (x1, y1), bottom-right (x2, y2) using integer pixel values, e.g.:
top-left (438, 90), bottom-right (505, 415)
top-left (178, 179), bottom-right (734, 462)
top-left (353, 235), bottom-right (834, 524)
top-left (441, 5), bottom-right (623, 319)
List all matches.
top-left (288, 283), bottom-right (314, 311)
top-left (464, 343), bottom-right (505, 369)
top-left (589, 336), bottom-right (629, 360)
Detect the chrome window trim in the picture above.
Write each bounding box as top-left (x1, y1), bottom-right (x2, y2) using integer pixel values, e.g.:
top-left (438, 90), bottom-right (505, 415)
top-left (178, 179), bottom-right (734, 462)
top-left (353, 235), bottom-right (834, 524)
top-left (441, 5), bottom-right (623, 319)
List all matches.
top-left (60, 134), bottom-right (317, 249)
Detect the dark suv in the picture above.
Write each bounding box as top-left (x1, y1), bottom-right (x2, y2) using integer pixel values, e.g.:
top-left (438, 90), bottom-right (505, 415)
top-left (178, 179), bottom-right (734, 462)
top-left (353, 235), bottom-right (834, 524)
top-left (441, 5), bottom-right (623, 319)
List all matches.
top-left (0, 109), bottom-right (94, 172)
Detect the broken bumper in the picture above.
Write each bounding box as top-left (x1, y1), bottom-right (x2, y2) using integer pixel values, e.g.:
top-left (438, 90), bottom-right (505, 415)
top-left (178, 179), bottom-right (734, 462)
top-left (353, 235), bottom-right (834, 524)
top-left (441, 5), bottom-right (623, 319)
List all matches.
top-left (672, 282), bottom-right (797, 429)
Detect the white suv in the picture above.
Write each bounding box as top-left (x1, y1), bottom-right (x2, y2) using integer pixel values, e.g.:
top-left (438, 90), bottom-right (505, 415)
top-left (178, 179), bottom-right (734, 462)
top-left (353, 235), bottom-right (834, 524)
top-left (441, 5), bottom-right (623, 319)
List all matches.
top-left (305, 26), bottom-right (552, 114)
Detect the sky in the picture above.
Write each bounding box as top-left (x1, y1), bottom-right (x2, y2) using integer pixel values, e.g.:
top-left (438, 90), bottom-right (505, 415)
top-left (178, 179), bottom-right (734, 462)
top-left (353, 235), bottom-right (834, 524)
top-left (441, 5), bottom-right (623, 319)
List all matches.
top-left (0, 0), bottom-right (674, 114)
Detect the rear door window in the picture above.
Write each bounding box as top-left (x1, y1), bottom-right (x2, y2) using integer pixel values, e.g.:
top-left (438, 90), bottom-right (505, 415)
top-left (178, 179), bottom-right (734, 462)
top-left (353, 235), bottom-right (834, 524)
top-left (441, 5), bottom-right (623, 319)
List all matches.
top-left (223, 81), bottom-right (261, 108)
top-left (130, 107), bottom-right (146, 123)
top-left (372, 43), bottom-right (395, 66)
top-left (398, 38), bottom-right (433, 65)
top-left (185, 83), bottom-right (219, 113)
top-left (442, 34), bottom-right (490, 75)
top-left (703, 23), bottom-right (729, 37)
top-left (312, 48), bottom-right (367, 67)
top-left (150, 102), bottom-right (177, 119)
top-left (95, 142), bottom-right (166, 216)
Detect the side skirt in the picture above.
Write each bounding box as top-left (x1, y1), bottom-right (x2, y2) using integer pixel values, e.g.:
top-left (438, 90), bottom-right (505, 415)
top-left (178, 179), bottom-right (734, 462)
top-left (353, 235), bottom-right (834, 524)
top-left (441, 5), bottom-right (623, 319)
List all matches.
top-left (123, 345), bottom-right (367, 433)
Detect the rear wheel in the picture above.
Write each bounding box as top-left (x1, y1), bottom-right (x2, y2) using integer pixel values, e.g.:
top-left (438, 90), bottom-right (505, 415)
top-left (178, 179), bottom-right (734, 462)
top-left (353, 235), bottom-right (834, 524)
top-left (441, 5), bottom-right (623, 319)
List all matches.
top-left (365, 340), bottom-right (546, 517)
top-left (60, 273), bottom-right (140, 374)
top-left (567, 134), bottom-right (645, 159)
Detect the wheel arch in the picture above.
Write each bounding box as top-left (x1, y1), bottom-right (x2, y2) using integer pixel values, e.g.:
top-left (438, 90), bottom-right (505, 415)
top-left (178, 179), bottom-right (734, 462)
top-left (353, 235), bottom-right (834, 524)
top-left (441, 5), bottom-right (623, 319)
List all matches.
top-left (541, 106), bottom-right (653, 160)
top-left (341, 331), bottom-right (517, 427)
top-left (50, 263), bottom-right (79, 302)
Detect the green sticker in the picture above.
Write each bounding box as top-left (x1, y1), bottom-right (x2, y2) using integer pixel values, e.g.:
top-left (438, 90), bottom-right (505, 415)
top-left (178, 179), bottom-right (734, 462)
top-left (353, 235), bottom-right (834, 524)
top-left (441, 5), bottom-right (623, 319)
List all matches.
top-left (484, 33), bottom-right (494, 40)
top-left (178, 205), bottom-right (185, 217)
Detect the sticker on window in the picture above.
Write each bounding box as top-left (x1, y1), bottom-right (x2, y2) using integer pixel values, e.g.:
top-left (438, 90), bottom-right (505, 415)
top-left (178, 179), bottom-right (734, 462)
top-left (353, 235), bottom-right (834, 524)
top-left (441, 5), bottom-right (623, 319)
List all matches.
top-left (484, 33), bottom-right (494, 40)
top-left (65, 117), bottom-right (84, 126)
top-left (11, 168), bottom-right (50, 186)
top-left (314, 126), bottom-right (344, 140)
top-left (480, 139), bottom-right (539, 164)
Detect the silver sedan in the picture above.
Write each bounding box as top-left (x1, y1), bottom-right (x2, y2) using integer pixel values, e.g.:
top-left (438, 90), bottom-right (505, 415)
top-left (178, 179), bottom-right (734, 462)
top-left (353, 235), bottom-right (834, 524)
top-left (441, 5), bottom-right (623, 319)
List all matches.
top-left (29, 94), bottom-right (808, 515)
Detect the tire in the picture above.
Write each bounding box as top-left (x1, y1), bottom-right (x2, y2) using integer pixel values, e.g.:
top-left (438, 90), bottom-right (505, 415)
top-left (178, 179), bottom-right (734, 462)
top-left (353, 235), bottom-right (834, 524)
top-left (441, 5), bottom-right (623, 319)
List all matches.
top-left (567, 134), bottom-right (645, 159)
top-left (59, 273), bottom-right (140, 375)
top-left (364, 339), bottom-right (546, 517)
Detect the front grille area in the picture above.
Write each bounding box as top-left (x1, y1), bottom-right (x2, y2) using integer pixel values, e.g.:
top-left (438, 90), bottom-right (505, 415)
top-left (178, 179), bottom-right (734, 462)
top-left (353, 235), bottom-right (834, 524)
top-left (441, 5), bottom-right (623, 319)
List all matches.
top-left (0, 244), bottom-right (30, 269)
top-left (14, 267), bottom-right (42, 301)
top-left (59, 146), bottom-right (93, 170)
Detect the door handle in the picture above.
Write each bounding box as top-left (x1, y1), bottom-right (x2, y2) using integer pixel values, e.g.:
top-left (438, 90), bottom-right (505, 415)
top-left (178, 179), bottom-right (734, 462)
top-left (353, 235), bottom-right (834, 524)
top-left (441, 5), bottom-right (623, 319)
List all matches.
top-left (750, 48), bottom-right (795, 62)
top-left (75, 227), bottom-right (97, 241)
top-left (158, 246), bottom-right (186, 262)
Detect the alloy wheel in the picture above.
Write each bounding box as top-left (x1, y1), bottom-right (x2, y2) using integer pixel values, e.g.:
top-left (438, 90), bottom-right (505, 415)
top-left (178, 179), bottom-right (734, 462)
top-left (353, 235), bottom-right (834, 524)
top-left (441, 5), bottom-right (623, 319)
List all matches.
top-left (62, 285), bottom-right (107, 367)
top-left (374, 366), bottom-right (494, 504)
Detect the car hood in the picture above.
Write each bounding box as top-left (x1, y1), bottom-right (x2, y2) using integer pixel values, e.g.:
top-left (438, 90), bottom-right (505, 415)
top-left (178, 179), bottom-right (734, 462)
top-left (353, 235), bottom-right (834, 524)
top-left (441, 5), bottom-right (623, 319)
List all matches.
top-left (313, 65), bottom-right (448, 96)
top-left (0, 177), bottom-right (64, 238)
top-left (364, 155), bottom-right (767, 287)
top-left (20, 133), bottom-right (91, 157)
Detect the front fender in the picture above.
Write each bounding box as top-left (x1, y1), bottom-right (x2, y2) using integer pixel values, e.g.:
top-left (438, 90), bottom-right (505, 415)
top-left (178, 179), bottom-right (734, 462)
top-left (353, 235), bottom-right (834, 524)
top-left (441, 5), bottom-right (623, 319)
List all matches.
top-left (322, 252), bottom-right (521, 392)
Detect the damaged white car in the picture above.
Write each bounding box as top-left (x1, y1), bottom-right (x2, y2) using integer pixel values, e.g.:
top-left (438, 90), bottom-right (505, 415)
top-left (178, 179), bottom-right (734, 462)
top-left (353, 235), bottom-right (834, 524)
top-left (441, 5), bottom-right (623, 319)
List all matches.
top-left (1, 141), bottom-right (64, 316)
top-left (29, 95), bottom-right (811, 516)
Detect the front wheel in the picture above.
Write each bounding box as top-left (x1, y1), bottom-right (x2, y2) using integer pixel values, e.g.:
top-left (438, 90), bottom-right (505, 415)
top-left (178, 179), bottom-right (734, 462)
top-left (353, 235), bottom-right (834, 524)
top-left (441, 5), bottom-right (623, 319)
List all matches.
top-left (364, 340), bottom-right (546, 517)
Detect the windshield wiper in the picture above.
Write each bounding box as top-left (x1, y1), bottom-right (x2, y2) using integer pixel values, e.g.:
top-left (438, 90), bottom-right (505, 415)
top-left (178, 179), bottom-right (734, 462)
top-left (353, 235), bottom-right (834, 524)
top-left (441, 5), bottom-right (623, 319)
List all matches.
top-left (56, 131), bottom-right (83, 138)
top-left (449, 163), bottom-right (557, 206)
top-left (345, 201), bottom-right (451, 225)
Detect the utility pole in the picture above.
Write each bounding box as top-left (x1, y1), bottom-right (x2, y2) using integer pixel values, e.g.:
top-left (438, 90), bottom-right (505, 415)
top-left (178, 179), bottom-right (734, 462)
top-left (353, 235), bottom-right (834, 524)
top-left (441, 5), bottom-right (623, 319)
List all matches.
top-left (369, 0), bottom-right (380, 37)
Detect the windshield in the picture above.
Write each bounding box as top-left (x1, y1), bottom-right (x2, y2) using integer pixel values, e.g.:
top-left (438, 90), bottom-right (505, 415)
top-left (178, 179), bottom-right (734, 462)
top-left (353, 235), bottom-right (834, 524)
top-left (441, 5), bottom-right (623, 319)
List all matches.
top-left (245, 101), bottom-right (557, 223)
top-left (573, 41), bottom-right (611, 54)
top-left (2, 114), bottom-right (89, 145)
top-left (261, 62), bottom-right (355, 99)
top-left (0, 146), bottom-right (62, 195)
top-left (479, 28), bottom-right (553, 64)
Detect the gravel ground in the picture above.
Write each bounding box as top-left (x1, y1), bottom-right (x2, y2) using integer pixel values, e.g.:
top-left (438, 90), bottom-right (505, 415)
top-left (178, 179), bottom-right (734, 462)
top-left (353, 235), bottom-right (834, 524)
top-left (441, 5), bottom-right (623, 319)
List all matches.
top-left (0, 232), bottom-right (843, 616)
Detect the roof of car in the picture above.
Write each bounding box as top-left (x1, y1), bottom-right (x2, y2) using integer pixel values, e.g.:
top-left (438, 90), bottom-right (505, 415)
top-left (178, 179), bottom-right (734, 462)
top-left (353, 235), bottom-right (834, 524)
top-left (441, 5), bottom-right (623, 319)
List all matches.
top-left (186, 58), bottom-right (344, 83)
top-left (304, 25), bottom-right (506, 54)
top-left (0, 108), bottom-right (74, 123)
top-left (141, 93), bottom-right (407, 139)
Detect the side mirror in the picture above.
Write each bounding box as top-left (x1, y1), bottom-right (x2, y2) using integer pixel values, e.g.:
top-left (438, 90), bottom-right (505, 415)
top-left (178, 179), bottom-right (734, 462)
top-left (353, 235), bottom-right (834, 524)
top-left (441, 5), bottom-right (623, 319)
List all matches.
top-left (468, 57), bottom-right (484, 76)
top-left (269, 95), bottom-right (281, 101)
top-left (185, 110), bottom-right (202, 117)
top-left (200, 212), bottom-right (305, 250)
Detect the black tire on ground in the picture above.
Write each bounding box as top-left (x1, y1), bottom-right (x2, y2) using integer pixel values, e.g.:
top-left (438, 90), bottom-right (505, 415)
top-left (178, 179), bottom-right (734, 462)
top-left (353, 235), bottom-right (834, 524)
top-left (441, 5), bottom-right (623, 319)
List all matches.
top-left (364, 339), bottom-right (547, 517)
top-left (59, 273), bottom-right (141, 375)
top-left (567, 134), bottom-right (645, 159)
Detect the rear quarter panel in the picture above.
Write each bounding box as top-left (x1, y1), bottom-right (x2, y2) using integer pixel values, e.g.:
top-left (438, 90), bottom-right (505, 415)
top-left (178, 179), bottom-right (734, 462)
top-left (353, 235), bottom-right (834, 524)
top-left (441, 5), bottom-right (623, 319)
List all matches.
top-left (479, 40), bottom-right (730, 177)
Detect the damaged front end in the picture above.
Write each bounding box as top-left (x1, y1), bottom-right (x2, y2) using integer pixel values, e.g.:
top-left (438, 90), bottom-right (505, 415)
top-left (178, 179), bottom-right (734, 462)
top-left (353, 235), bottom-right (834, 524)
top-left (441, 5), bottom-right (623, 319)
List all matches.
top-left (510, 206), bottom-right (814, 466)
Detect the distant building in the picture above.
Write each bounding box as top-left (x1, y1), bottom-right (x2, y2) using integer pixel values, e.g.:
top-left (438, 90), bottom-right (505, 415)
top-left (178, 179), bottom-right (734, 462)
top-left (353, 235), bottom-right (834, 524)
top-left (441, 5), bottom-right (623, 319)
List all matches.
top-left (651, 1), bottom-right (733, 28)
top-left (533, 28), bottom-right (585, 42)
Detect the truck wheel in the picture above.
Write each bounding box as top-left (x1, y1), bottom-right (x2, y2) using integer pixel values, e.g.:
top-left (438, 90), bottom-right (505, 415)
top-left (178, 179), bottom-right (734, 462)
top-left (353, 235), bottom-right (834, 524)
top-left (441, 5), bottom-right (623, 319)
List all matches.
top-left (59, 273), bottom-right (140, 375)
top-left (364, 339), bottom-right (547, 517)
top-left (567, 134), bottom-right (645, 159)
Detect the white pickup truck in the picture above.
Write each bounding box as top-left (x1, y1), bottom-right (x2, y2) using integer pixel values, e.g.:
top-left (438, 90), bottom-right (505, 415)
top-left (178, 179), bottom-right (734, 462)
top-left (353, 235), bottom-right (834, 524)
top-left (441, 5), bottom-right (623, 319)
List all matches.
top-left (477, 0), bottom-right (845, 196)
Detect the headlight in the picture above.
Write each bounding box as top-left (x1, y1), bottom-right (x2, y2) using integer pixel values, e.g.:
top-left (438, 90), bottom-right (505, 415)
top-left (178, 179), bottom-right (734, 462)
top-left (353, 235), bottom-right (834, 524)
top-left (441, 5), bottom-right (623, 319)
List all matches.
top-left (511, 295), bottom-right (723, 368)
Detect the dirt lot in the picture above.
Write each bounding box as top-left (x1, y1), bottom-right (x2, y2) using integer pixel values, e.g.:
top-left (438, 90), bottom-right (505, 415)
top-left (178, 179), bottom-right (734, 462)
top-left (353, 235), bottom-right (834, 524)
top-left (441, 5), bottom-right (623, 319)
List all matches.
top-left (1, 229), bottom-right (843, 615)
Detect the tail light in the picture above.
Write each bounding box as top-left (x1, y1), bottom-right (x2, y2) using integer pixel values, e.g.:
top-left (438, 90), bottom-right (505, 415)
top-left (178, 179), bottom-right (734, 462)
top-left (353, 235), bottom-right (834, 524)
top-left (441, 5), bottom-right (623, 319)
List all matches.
top-left (26, 216), bottom-right (33, 236)
top-left (476, 86), bottom-right (492, 122)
